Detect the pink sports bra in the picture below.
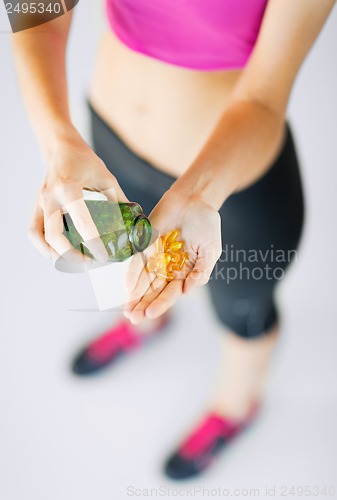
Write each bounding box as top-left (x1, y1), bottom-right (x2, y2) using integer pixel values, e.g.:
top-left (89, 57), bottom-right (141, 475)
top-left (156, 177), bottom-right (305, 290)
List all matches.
top-left (106, 0), bottom-right (268, 71)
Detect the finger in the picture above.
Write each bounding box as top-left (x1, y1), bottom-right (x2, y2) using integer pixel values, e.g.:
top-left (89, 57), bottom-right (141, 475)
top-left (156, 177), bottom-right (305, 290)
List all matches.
top-left (28, 203), bottom-right (53, 259)
top-left (124, 240), bottom-right (157, 294)
top-left (126, 266), bottom-right (164, 307)
top-left (65, 196), bottom-right (109, 263)
top-left (44, 206), bottom-right (89, 263)
top-left (124, 265), bottom-right (162, 317)
top-left (124, 251), bottom-right (147, 294)
top-left (183, 251), bottom-right (216, 295)
top-left (127, 278), bottom-right (167, 324)
top-left (99, 178), bottom-right (130, 203)
top-left (145, 279), bottom-right (184, 319)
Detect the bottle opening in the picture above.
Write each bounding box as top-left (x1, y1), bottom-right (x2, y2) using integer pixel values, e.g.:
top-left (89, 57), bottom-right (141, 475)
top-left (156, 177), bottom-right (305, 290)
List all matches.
top-left (131, 215), bottom-right (152, 252)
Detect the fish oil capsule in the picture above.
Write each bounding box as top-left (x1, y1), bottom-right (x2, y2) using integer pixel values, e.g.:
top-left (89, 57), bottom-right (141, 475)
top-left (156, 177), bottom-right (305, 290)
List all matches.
top-left (170, 263), bottom-right (180, 271)
top-left (146, 256), bottom-right (157, 272)
top-left (155, 252), bottom-right (167, 269)
top-left (165, 229), bottom-right (179, 246)
top-left (148, 229), bottom-right (189, 281)
top-left (168, 241), bottom-right (183, 252)
top-left (177, 254), bottom-right (187, 270)
top-left (156, 252), bottom-right (167, 262)
top-left (169, 251), bottom-right (181, 263)
top-left (181, 252), bottom-right (188, 264)
top-left (156, 262), bottom-right (168, 273)
top-left (172, 250), bottom-right (188, 270)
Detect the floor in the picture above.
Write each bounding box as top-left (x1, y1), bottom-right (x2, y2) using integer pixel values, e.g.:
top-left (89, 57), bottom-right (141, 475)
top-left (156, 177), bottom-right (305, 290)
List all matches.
top-left (1, 2), bottom-right (337, 499)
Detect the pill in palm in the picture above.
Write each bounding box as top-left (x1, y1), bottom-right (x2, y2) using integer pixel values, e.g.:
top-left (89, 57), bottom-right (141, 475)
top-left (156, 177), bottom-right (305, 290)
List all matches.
top-left (165, 229), bottom-right (179, 246)
top-left (168, 241), bottom-right (183, 252)
top-left (146, 229), bottom-right (189, 280)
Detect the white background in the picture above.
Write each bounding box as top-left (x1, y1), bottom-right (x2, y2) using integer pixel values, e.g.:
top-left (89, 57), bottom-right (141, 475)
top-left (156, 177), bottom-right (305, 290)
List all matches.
top-left (0, 1), bottom-right (337, 499)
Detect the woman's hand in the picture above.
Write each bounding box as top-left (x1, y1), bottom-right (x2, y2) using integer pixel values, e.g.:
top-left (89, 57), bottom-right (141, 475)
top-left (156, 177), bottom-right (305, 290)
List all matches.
top-left (28, 129), bottom-right (129, 264)
top-left (123, 188), bottom-right (222, 323)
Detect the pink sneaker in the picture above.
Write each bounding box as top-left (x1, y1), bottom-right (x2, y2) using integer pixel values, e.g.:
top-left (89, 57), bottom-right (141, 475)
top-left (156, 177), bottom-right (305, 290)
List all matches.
top-left (71, 315), bottom-right (170, 376)
top-left (164, 403), bottom-right (260, 479)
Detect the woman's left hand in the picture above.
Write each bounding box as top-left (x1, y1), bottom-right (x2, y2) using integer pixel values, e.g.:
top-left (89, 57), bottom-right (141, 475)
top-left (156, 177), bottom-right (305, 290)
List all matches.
top-left (123, 188), bottom-right (222, 323)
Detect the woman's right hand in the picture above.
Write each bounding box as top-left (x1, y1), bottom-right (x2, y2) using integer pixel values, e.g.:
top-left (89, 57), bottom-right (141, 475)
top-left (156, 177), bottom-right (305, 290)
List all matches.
top-left (28, 128), bottom-right (129, 264)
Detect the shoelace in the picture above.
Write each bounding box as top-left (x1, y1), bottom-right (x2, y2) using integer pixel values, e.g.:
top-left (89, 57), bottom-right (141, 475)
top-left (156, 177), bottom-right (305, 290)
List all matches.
top-left (87, 321), bottom-right (142, 362)
top-left (179, 413), bottom-right (245, 459)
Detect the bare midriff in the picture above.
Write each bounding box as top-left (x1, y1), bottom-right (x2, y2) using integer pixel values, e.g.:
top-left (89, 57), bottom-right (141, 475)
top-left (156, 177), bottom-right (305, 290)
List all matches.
top-left (89, 31), bottom-right (284, 179)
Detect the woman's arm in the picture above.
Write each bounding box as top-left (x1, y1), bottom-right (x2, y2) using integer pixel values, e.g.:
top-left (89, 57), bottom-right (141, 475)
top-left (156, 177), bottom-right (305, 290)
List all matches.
top-left (11, 10), bottom-right (75, 161)
top-left (124, 0), bottom-right (336, 322)
top-left (170, 0), bottom-right (337, 211)
top-left (12, 12), bottom-right (128, 262)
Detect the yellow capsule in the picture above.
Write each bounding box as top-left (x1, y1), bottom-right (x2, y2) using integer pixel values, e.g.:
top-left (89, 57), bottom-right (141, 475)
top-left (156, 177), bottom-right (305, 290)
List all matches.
top-left (151, 230), bottom-right (188, 277)
top-left (146, 256), bottom-right (157, 273)
top-left (170, 263), bottom-right (180, 271)
top-left (157, 254), bottom-right (167, 268)
top-left (161, 233), bottom-right (170, 248)
top-left (177, 254), bottom-right (187, 270)
top-left (156, 262), bottom-right (168, 273)
top-left (171, 250), bottom-right (189, 270)
top-left (165, 229), bottom-right (180, 246)
top-left (168, 241), bottom-right (183, 252)
top-left (169, 251), bottom-right (181, 263)
top-left (156, 252), bottom-right (166, 262)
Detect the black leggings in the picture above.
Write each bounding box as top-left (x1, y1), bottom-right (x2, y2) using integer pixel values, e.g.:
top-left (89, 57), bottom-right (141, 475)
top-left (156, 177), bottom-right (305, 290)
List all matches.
top-left (89, 102), bottom-right (305, 339)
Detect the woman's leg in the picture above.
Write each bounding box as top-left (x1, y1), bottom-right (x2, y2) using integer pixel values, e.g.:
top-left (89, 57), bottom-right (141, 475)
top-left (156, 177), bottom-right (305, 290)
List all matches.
top-left (210, 323), bottom-right (279, 420)
top-left (207, 121), bottom-right (304, 419)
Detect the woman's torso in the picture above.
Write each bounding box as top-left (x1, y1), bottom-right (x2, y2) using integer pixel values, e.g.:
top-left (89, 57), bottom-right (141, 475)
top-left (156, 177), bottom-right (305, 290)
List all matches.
top-left (90, 31), bottom-right (243, 177)
top-left (89, 0), bottom-right (285, 179)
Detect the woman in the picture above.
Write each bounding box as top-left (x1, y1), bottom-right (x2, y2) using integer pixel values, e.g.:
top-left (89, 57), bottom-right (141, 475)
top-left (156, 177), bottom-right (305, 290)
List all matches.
top-left (12, 0), bottom-right (335, 479)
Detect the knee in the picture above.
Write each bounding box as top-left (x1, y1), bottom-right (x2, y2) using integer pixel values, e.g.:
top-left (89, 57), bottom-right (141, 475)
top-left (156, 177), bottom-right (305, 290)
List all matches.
top-left (209, 291), bottom-right (279, 339)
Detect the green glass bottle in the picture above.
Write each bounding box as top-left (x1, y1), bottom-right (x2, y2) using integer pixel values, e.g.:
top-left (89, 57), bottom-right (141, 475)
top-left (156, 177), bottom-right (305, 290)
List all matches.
top-left (63, 200), bottom-right (152, 262)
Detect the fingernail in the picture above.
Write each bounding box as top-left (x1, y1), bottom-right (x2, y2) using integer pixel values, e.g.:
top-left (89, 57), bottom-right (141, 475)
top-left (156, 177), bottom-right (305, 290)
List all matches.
top-left (145, 308), bottom-right (154, 319)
